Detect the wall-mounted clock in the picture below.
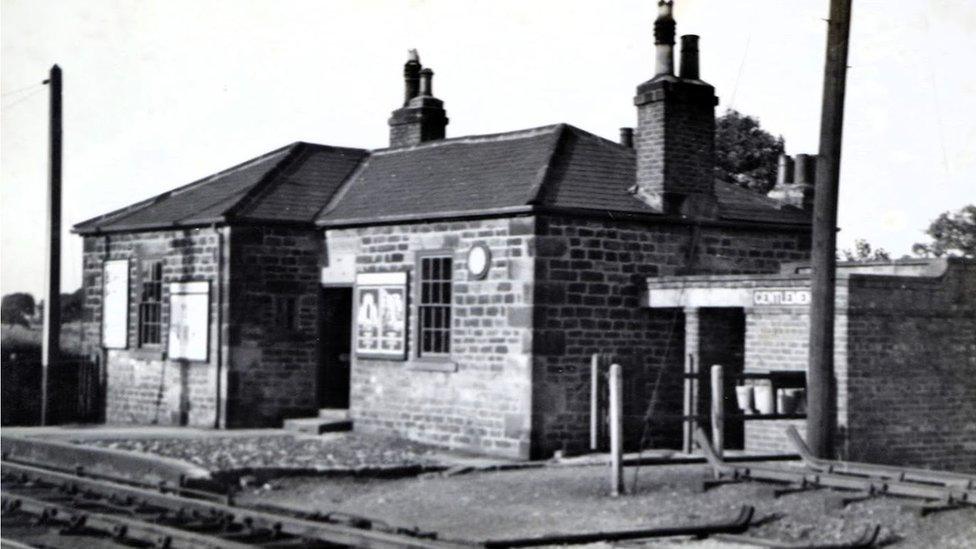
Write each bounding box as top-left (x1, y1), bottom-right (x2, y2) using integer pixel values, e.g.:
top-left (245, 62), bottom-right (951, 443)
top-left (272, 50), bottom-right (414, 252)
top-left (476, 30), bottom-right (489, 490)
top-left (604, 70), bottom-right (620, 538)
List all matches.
top-left (466, 243), bottom-right (491, 280)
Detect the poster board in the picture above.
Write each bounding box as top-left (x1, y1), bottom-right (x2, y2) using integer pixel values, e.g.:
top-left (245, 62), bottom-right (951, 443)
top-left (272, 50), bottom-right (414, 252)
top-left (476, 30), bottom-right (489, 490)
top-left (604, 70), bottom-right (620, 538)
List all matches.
top-left (355, 272), bottom-right (407, 359)
top-left (102, 260), bottom-right (130, 348)
top-left (167, 281), bottom-right (210, 361)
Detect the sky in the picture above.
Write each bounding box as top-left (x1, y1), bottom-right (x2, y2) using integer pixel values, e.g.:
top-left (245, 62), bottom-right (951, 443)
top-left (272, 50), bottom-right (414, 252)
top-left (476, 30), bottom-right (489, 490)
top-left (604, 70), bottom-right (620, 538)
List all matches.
top-left (2, 0), bottom-right (974, 297)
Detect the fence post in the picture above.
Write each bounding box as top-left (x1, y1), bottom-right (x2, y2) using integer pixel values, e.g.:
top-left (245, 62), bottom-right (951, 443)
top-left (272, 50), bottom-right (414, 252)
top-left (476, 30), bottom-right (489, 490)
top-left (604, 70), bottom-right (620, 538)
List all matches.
top-left (710, 364), bottom-right (725, 460)
top-left (591, 353), bottom-right (600, 452)
top-left (609, 363), bottom-right (624, 496)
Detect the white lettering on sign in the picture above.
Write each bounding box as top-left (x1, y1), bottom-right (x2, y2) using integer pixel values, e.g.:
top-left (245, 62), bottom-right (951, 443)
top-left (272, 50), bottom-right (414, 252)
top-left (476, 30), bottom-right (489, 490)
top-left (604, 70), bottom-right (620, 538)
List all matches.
top-left (752, 289), bottom-right (811, 306)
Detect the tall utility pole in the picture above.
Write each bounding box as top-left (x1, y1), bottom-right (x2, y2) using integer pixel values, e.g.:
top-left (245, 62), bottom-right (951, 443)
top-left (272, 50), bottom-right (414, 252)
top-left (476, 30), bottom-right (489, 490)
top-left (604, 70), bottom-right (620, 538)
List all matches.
top-left (41, 64), bottom-right (62, 426)
top-left (807, 0), bottom-right (852, 459)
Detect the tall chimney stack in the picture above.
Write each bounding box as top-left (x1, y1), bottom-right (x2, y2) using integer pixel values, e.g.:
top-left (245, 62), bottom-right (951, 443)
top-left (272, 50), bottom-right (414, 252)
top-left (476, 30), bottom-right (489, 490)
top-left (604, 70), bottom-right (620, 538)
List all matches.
top-left (633, 4), bottom-right (719, 217)
top-left (653, 1), bottom-right (676, 77)
top-left (389, 51), bottom-right (449, 148)
top-left (679, 35), bottom-right (700, 80)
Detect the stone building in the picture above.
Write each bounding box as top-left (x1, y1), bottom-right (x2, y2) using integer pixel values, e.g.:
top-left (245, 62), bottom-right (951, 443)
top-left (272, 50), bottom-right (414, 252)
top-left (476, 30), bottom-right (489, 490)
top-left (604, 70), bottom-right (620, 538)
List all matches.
top-left (75, 4), bottom-right (826, 459)
top-left (645, 258), bottom-right (976, 472)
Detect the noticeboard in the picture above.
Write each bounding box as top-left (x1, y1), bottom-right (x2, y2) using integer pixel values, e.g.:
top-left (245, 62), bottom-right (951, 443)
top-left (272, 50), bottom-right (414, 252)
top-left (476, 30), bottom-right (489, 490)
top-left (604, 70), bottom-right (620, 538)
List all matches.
top-left (102, 260), bottom-right (130, 348)
top-left (167, 281), bottom-right (210, 361)
top-left (355, 272), bottom-right (407, 359)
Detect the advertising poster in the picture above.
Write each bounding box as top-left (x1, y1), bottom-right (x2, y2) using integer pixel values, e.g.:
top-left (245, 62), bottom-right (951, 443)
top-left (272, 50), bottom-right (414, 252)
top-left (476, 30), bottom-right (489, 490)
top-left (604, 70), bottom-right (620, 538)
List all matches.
top-left (355, 272), bottom-right (407, 359)
top-left (102, 260), bottom-right (130, 348)
top-left (167, 281), bottom-right (210, 361)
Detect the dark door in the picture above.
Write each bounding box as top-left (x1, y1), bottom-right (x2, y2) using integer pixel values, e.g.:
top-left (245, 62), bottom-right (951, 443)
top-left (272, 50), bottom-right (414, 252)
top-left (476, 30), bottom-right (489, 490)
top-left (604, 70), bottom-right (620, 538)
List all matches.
top-left (319, 287), bottom-right (353, 409)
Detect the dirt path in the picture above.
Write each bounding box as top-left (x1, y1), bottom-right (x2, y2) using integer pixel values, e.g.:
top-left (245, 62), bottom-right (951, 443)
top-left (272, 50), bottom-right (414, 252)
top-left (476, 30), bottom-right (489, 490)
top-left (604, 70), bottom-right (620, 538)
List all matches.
top-left (237, 464), bottom-right (976, 547)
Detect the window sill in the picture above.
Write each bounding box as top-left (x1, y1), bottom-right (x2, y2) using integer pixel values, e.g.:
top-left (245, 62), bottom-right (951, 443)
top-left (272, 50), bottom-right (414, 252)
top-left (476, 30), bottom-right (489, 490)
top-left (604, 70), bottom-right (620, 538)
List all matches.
top-left (128, 347), bottom-right (165, 361)
top-left (409, 360), bottom-right (458, 373)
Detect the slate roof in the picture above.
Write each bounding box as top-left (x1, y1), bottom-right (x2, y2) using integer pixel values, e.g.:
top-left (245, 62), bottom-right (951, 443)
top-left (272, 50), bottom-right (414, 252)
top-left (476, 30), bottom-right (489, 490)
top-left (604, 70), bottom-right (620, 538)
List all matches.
top-left (73, 143), bottom-right (367, 234)
top-left (316, 124), bottom-right (810, 227)
top-left (75, 123), bottom-right (809, 234)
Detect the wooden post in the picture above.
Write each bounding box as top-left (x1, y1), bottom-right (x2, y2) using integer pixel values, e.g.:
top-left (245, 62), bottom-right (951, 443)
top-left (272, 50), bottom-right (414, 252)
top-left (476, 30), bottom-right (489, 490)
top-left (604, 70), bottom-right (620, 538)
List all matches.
top-left (608, 363), bottom-right (624, 496)
top-left (590, 353), bottom-right (600, 451)
top-left (808, 0), bottom-right (852, 459)
top-left (682, 307), bottom-right (700, 454)
top-left (41, 64), bottom-right (63, 426)
top-left (710, 364), bottom-right (724, 459)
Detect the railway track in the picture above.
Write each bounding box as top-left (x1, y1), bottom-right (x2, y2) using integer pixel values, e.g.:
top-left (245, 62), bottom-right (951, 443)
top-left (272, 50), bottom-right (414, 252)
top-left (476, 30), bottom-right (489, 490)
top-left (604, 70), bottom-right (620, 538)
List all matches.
top-left (694, 427), bottom-right (976, 511)
top-left (1, 458), bottom-right (467, 548)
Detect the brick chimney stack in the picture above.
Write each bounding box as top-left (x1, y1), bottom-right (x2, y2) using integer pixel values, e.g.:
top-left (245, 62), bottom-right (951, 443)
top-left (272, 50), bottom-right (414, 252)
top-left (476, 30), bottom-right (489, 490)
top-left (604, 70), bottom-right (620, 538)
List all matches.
top-left (389, 50), bottom-right (449, 148)
top-left (632, 1), bottom-right (719, 217)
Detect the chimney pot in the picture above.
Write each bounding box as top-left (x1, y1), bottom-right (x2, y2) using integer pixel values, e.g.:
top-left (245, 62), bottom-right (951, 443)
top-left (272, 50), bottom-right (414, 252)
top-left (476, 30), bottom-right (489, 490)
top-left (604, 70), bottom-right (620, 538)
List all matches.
top-left (777, 154), bottom-right (794, 185)
top-left (403, 49), bottom-right (422, 105)
top-left (679, 35), bottom-right (700, 80)
top-left (419, 68), bottom-right (434, 97)
top-left (654, 1), bottom-right (676, 77)
top-left (794, 154), bottom-right (817, 185)
top-left (619, 128), bottom-right (634, 149)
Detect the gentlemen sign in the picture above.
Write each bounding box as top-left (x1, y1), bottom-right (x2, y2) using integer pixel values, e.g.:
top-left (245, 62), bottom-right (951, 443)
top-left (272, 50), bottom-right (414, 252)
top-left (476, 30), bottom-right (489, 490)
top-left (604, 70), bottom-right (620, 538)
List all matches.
top-left (752, 289), bottom-right (811, 306)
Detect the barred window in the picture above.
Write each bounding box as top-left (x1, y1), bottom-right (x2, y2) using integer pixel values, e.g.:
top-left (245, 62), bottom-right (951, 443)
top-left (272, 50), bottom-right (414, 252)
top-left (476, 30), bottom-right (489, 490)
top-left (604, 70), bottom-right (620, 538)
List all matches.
top-left (418, 255), bottom-right (452, 356)
top-left (138, 261), bottom-right (163, 346)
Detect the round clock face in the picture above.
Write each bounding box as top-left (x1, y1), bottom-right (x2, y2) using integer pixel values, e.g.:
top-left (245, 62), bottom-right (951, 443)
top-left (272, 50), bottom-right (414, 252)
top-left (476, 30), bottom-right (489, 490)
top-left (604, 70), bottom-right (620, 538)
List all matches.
top-left (467, 244), bottom-right (490, 279)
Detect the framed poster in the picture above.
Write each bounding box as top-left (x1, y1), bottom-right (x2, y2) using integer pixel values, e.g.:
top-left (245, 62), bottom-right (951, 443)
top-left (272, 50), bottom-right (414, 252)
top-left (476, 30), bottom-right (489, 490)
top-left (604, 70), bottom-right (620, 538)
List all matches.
top-left (355, 271), bottom-right (407, 359)
top-left (102, 260), bottom-right (130, 348)
top-left (167, 281), bottom-right (210, 361)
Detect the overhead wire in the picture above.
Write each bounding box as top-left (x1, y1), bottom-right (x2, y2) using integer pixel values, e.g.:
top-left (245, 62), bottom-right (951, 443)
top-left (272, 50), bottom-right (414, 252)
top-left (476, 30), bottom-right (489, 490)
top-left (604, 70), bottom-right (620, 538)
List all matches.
top-left (2, 86), bottom-right (45, 111)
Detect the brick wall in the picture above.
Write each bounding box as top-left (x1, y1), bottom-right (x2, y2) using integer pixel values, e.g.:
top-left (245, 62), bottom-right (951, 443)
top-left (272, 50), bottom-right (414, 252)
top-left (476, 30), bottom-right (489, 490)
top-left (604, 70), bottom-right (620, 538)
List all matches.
top-left (81, 228), bottom-right (223, 426)
top-left (634, 80), bottom-right (718, 213)
top-left (845, 260), bottom-right (976, 472)
top-left (328, 216), bottom-right (536, 459)
top-left (531, 215), bottom-right (811, 457)
top-left (225, 225), bottom-right (323, 427)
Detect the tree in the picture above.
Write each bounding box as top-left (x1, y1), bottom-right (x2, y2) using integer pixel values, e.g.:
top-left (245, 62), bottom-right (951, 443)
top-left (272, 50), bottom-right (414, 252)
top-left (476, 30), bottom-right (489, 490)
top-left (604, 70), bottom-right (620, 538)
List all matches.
top-left (840, 239), bottom-right (890, 262)
top-left (715, 109), bottom-right (785, 194)
top-left (1, 293), bottom-right (36, 327)
top-left (912, 204), bottom-right (976, 258)
top-left (60, 288), bottom-right (85, 323)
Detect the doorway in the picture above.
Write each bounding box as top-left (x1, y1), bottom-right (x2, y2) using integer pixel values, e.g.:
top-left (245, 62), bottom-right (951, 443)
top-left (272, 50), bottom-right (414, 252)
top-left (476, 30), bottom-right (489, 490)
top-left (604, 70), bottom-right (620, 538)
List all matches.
top-left (318, 287), bottom-right (352, 409)
top-left (698, 307), bottom-right (746, 450)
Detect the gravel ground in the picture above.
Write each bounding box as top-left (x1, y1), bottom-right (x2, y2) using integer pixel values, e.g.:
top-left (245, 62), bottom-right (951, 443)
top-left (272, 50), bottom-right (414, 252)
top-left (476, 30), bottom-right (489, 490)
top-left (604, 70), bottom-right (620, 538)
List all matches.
top-left (237, 464), bottom-right (976, 547)
top-left (75, 432), bottom-right (443, 474)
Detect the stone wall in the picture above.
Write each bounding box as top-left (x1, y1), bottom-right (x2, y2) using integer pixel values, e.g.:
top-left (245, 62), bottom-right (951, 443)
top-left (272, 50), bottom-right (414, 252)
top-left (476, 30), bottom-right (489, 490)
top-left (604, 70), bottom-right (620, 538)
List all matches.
top-left (81, 228), bottom-right (223, 427)
top-left (531, 215), bottom-right (811, 457)
top-left (225, 225), bottom-right (324, 427)
top-left (845, 260), bottom-right (976, 472)
top-left (327, 216), bottom-right (536, 459)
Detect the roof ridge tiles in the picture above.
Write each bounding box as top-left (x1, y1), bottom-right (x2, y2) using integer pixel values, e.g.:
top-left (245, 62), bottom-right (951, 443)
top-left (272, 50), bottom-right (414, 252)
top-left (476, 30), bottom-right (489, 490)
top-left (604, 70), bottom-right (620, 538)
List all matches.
top-left (369, 123), bottom-right (564, 156)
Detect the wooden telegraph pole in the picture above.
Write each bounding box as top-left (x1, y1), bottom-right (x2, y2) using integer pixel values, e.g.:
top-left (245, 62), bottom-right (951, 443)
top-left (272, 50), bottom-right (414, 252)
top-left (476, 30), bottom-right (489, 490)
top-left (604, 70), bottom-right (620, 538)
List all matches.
top-left (807, 0), bottom-right (852, 458)
top-left (41, 64), bottom-right (63, 426)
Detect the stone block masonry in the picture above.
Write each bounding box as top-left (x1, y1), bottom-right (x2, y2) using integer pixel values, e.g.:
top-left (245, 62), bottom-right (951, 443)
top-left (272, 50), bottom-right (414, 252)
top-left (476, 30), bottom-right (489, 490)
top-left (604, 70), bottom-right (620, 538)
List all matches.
top-left (531, 215), bottom-right (811, 457)
top-left (226, 226), bottom-right (324, 427)
top-left (81, 228), bottom-right (223, 427)
top-left (328, 216), bottom-right (536, 459)
top-left (844, 261), bottom-right (976, 472)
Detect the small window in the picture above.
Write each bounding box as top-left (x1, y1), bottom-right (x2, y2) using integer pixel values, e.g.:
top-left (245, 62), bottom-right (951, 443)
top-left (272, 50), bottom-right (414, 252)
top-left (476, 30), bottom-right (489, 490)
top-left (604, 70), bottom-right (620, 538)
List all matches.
top-left (418, 255), bottom-right (452, 356)
top-left (274, 296), bottom-right (297, 331)
top-left (138, 261), bottom-right (163, 346)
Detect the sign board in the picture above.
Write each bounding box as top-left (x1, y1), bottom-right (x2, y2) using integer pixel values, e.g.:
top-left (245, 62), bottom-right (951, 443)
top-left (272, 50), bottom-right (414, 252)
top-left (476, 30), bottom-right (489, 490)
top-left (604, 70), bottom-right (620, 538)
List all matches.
top-left (752, 289), bottom-right (811, 306)
top-left (167, 281), bottom-right (210, 361)
top-left (355, 272), bottom-right (407, 359)
top-left (102, 260), bottom-right (130, 348)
